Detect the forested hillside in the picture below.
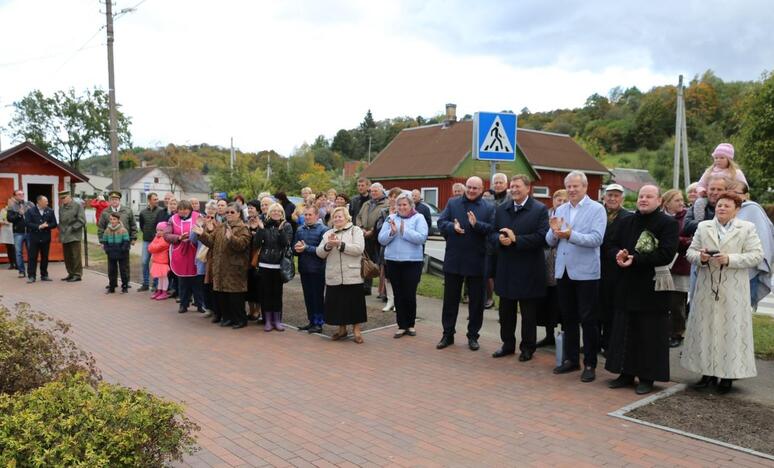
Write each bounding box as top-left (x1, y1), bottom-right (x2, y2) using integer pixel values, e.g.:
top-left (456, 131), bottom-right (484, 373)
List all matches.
top-left (80, 69), bottom-right (773, 201)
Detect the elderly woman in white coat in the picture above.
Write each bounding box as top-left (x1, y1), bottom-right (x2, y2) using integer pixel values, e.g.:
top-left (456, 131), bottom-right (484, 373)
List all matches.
top-left (317, 206), bottom-right (368, 343)
top-left (682, 191), bottom-right (764, 394)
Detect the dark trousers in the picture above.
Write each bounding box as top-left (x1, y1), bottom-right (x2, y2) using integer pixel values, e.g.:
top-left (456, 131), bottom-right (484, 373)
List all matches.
top-left (178, 276), bottom-right (203, 309)
top-left (107, 256), bottom-right (129, 288)
top-left (27, 238), bottom-right (50, 279)
top-left (386, 260), bottom-right (423, 330)
top-left (442, 273), bottom-right (485, 339)
top-left (669, 291), bottom-right (687, 337)
top-left (300, 272), bottom-right (325, 325)
top-left (63, 241), bottom-right (83, 278)
top-left (193, 275), bottom-right (205, 308)
top-left (498, 297), bottom-right (539, 353)
top-left (217, 292), bottom-right (245, 324)
top-left (5, 242), bottom-right (16, 268)
top-left (203, 282), bottom-right (214, 311)
top-left (558, 274), bottom-right (600, 368)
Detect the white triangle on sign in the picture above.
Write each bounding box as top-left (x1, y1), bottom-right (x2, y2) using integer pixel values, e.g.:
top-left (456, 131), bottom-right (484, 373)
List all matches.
top-left (480, 116), bottom-right (513, 153)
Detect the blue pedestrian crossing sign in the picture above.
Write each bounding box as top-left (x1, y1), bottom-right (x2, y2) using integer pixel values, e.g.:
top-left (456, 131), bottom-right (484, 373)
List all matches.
top-left (472, 112), bottom-right (517, 161)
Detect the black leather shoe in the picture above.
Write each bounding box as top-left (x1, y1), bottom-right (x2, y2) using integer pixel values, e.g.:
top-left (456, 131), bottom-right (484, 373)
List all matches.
top-left (580, 366), bottom-right (596, 382)
top-left (211, 316), bottom-right (221, 324)
top-left (468, 338), bottom-right (480, 351)
top-left (553, 361), bottom-right (580, 374)
top-left (40, 276), bottom-right (52, 282)
top-left (105, 287), bottom-right (115, 294)
top-left (492, 348), bottom-right (515, 358)
top-left (178, 307), bottom-right (187, 314)
top-left (436, 336), bottom-right (454, 349)
top-left (232, 322), bottom-right (247, 329)
top-left (298, 323), bottom-right (312, 331)
top-left (635, 380), bottom-right (654, 394)
top-left (26, 277), bottom-right (36, 283)
top-left (137, 285), bottom-right (150, 292)
top-left (608, 374), bottom-right (635, 389)
top-left (716, 379), bottom-right (733, 394)
top-left (220, 320), bottom-right (233, 327)
top-left (18, 272), bottom-right (26, 278)
top-left (67, 276), bottom-right (82, 282)
top-left (406, 329), bottom-right (416, 336)
top-left (692, 375), bottom-right (717, 389)
top-left (308, 325), bottom-right (323, 334)
top-left (61, 275), bottom-right (72, 281)
top-left (196, 307), bottom-right (206, 313)
top-left (518, 351), bottom-right (534, 362)
top-left (535, 336), bottom-right (555, 348)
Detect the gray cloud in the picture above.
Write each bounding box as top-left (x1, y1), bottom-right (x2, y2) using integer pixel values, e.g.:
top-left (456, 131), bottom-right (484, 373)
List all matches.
top-left (396, 0), bottom-right (774, 81)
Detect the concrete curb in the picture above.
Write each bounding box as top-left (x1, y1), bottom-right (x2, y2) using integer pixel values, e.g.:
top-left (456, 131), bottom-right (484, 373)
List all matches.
top-left (608, 384), bottom-right (774, 462)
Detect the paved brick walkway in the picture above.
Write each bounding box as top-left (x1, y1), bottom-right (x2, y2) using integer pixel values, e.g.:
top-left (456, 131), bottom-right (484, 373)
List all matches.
top-left (1, 264), bottom-right (769, 467)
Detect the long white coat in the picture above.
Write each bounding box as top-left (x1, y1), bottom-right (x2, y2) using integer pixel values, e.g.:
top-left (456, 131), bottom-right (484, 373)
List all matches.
top-left (682, 218), bottom-right (763, 379)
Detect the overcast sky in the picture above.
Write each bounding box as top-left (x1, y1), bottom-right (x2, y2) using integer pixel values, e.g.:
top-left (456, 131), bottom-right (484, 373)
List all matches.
top-left (1, 0), bottom-right (771, 156)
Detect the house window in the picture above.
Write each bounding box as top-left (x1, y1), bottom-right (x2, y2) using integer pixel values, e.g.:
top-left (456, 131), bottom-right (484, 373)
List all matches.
top-left (532, 186), bottom-right (550, 198)
top-left (421, 187), bottom-right (438, 207)
top-left (154, 177), bottom-right (159, 183)
top-left (140, 192), bottom-right (147, 204)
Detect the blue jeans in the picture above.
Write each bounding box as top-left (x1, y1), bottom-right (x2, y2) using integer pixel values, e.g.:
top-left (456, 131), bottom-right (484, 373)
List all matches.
top-left (300, 272), bottom-right (325, 325)
top-left (141, 241), bottom-right (151, 286)
top-left (13, 233), bottom-right (26, 274)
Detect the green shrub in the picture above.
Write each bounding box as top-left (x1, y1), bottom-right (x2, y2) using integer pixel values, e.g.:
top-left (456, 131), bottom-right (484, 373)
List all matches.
top-left (0, 303), bottom-right (100, 395)
top-left (0, 373), bottom-right (199, 467)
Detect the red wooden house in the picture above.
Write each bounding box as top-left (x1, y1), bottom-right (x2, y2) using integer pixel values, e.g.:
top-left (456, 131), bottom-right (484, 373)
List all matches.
top-left (360, 110), bottom-right (609, 209)
top-left (0, 142), bottom-right (89, 263)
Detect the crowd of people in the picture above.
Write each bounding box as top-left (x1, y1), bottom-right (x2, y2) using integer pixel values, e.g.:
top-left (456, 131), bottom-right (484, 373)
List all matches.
top-left (1, 142), bottom-right (772, 395)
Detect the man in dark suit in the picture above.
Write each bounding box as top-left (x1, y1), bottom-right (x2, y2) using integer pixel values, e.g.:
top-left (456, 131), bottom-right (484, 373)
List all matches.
top-left (599, 184), bottom-right (633, 353)
top-left (436, 176), bottom-right (495, 351)
top-left (24, 195), bottom-right (58, 283)
top-left (490, 175), bottom-right (550, 361)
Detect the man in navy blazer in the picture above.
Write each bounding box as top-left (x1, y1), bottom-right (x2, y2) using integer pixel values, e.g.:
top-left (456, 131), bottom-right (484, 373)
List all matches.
top-left (545, 171), bottom-right (607, 383)
top-left (489, 175), bottom-right (549, 362)
top-left (436, 176), bottom-right (495, 351)
top-left (24, 195), bottom-right (58, 283)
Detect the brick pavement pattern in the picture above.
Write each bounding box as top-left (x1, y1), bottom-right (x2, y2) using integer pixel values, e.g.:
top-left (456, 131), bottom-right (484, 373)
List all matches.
top-left (1, 264), bottom-right (769, 467)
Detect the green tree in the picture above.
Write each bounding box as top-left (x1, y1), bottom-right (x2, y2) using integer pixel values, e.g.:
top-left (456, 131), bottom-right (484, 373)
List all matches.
top-left (737, 72), bottom-right (774, 201)
top-left (8, 88), bottom-right (132, 174)
top-left (331, 129), bottom-right (355, 159)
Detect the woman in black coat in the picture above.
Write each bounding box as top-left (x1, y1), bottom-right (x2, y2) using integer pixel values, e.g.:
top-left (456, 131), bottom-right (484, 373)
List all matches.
top-left (252, 202), bottom-right (293, 332)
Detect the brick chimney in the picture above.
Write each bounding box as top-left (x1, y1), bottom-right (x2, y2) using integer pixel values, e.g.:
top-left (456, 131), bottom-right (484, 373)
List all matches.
top-left (445, 103), bottom-right (457, 124)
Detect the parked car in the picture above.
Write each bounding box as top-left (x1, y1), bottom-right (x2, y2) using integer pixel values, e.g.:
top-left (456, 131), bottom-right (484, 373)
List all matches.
top-left (426, 202), bottom-right (440, 236)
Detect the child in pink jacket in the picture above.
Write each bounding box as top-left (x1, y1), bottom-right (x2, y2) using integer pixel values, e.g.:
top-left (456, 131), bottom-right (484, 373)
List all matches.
top-left (148, 222), bottom-right (171, 300)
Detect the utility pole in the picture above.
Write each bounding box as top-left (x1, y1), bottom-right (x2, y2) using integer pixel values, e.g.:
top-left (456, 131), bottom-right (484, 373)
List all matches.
top-left (230, 137), bottom-right (235, 171)
top-left (367, 135), bottom-right (372, 163)
top-left (105, 0), bottom-right (120, 190)
top-left (672, 75), bottom-right (690, 189)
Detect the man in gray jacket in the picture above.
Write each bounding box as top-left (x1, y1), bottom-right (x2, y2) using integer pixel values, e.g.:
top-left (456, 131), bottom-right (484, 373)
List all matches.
top-left (58, 191), bottom-right (86, 282)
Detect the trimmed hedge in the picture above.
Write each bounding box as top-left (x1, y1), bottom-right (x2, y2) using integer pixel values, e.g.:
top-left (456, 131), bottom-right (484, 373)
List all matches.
top-left (0, 373), bottom-right (199, 467)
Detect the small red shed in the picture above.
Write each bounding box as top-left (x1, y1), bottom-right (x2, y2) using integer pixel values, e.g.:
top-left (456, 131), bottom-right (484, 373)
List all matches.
top-left (0, 142), bottom-right (89, 263)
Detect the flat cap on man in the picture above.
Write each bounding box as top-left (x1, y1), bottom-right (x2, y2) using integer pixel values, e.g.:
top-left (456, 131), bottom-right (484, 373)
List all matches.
top-left (108, 191), bottom-right (122, 199)
top-left (58, 190), bottom-right (70, 197)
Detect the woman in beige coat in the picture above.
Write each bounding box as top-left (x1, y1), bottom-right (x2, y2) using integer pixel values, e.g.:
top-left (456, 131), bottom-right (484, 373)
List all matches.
top-left (682, 191), bottom-right (764, 394)
top-left (317, 206), bottom-right (367, 343)
top-left (193, 203), bottom-right (252, 329)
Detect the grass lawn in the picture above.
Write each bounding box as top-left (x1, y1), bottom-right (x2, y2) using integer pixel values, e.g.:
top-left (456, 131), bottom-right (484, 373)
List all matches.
top-left (417, 273), bottom-right (444, 299)
top-left (753, 314), bottom-right (774, 360)
top-left (86, 223), bottom-right (98, 236)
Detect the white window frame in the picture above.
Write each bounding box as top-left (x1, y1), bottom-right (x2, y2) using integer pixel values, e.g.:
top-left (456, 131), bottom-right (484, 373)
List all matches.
top-left (532, 186), bottom-right (550, 198)
top-left (22, 175), bottom-right (60, 220)
top-left (421, 187), bottom-right (438, 207)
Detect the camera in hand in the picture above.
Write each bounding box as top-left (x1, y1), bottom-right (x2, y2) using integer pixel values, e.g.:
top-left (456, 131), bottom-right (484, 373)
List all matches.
top-left (706, 249), bottom-right (720, 257)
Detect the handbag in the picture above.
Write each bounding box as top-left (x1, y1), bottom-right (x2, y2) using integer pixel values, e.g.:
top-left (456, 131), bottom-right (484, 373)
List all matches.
top-left (360, 251), bottom-right (380, 280)
top-left (195, 244), bottom-right (209, 263)
top-left (250, 247), bottom-right (261, 268)
top-left (280, 246), bottom-right (295, 283)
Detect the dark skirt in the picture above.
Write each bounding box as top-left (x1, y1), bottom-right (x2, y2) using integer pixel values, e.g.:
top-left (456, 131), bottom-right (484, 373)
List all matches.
top-left (259, 267), bottom-right (283, 312)
top-left (604, 307), bottom-right (670, 382)
top-left (247, 267), bottom-right (261, 304)
top-left (324, 284), bottom-right (367, 325)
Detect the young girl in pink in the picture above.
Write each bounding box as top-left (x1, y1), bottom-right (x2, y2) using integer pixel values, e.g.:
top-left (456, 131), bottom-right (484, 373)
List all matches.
top-left (692, 143), bottom-right (748, 221)
top-left (148, 222), bottom-right (171, 300)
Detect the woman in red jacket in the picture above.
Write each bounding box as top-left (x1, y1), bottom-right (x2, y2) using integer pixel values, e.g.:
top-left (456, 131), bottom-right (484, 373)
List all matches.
top-left (90, 195), bottom-right (109, 224)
